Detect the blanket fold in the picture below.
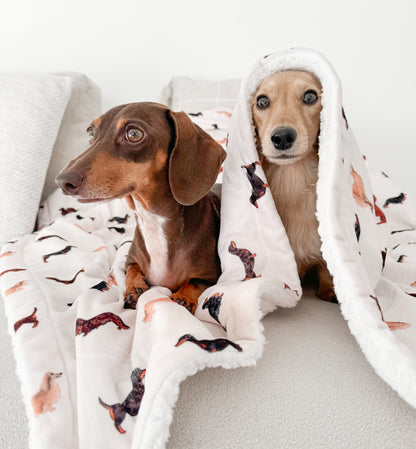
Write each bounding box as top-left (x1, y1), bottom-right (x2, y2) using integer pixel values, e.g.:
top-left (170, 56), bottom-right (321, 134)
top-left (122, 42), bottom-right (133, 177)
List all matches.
top-left (1, 48), bottom-right (415, 449)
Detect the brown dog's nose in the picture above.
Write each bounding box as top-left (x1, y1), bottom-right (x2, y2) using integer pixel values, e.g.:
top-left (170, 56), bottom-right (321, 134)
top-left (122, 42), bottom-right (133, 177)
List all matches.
top-left (56, 172), bottom-right (84, 196)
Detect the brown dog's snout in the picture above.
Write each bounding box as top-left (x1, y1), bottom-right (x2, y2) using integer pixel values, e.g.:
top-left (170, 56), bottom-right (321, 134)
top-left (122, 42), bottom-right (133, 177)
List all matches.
top-left (56, 172), bottom-right (84, 196)
top-left (270, 127), bottom-right (297, 151)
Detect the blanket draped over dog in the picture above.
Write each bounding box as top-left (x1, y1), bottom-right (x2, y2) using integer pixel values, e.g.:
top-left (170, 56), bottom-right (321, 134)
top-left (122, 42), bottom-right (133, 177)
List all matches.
top-left (1, 48), bottom-right (416, 449)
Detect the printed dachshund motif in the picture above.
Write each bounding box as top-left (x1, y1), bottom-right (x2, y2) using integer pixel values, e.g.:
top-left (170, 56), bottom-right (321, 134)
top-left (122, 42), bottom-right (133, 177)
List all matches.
top-left (381, 249), bottom-right (387, 270)
top-left (42, 246), bottom-right (76, 263)
top-left (188, 112), bottom-right (203, 117)
top-left (74, 223), bottom-right (91, 234)
top-left (143, 297), bottom-right (174, 323)
top-left (0, 250), bottom-right (14, 259)
top-left (241, 162), bottom-right (269, 208)
top-left (373, 196), bottom-right (387, 224)
top-left (4, 280), bottom-right (28, 297)
top-left (342, 107), bottom-right (349, 129)
top-left (108, 271), bottom-right (118, 286)
top-left (217, 110), bottom-right (232, 118)
top-left (31, 372), bottom-right (62, 417)
top-left (36, 234), bottom-right (68, 242)
top-left (397, 255), bottom-right (406, 263)
top-left (46, 268), bottom-right (85, 284)
top-left (383, 193), bottom-right (406, 208)
top-left (351, 165), bottom-right (374, 211)
top-left (392, 242), bottom-right (416, 251)
top-left (370, 295), bottom-right (410, 330)
top-left (0, 268), bottom-right (26, 278)
top-left (99, 368), bottom-right (146, 434)
top-left (91, 281), bottom-right (110, 291)
top-left (93, 246), bottom-right (106, 252)
top-left (108, 226), bottom-right (126, 234)
top-left (228, 241), bottom-right (260, 280)
top-left (391, 228), bottom-right (415, 235)
top-left (175, 334), bottom-right (243, 353)
top-left (284, 283), bottom-right (300, 297)
top-left (354, 214), bottom-right (361, 242)
top-left (14, 307), bottom-right (38, 332)
top-left (76, 312), bottom-right (130, 336)
top-left (119, 240), bottom-right (133, 248)
top-left (60, 207), bottom-right (77, 215)
top-left (202, 293), bottom-right (225, 329)
top-left (109, 214), bottom-right (129, 224)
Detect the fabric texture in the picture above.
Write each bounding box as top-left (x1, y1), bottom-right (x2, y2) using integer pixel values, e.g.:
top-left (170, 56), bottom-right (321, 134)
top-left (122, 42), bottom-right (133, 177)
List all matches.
top-left (0, 74), bottom-right (72, 244)
top-left (0, 73), bottom-right (101, 244)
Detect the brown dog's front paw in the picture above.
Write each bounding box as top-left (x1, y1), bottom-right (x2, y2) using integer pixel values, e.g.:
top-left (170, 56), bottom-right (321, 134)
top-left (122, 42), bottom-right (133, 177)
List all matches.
top-left (124, 263), bottom-right (150, 309)
top-left (170, 293), bottom-right (198, 315)
top-left (123, 289), bottom-right (142, 309)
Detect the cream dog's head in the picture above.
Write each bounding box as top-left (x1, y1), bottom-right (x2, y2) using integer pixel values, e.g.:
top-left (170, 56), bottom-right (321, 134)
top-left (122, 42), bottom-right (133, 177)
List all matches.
top-left (252, 70), bottom-right (322, 165)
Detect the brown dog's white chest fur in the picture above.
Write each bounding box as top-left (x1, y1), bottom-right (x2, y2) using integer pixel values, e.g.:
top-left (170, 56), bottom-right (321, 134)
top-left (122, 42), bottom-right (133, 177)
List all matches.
top-left (262, 153), bottom-right (321, 276)
top-left (132, 198), bottom-right (168, 286)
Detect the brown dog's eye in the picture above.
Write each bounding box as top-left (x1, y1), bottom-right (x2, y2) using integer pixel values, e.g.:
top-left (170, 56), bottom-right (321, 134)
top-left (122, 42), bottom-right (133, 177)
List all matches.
top-left (87, 128), bottom-right (94, 143)
top-left (126, 127), bottom-right (144, 143)
top-left (256, 95), bottom-right (271, 110)
top-left (303, 90), bottom-right (318, 105)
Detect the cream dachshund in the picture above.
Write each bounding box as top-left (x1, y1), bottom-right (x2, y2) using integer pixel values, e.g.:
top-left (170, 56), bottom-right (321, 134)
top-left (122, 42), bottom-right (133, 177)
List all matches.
top-left (31, 371), bottom-right (62, 417)
top-left (252, 70), bottom-right (336, 302)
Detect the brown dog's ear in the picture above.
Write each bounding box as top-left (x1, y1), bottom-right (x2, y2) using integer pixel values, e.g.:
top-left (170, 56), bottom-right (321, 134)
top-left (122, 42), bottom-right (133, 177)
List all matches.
top-left (167, 111), bottom-right (226, 206)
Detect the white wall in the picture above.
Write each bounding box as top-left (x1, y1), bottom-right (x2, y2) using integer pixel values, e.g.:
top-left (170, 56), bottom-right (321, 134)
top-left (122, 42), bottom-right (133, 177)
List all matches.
top-left (1, 0), bottom-right (415, 193)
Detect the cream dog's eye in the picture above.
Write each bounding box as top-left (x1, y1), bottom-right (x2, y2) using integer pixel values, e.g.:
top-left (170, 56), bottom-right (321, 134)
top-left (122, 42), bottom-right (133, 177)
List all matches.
top-left (256, 95), bottom-right (271, 110)
top-left (303, 90), bottom-right (318, 105)
top-left (126, 128), bottom-right (144, 143)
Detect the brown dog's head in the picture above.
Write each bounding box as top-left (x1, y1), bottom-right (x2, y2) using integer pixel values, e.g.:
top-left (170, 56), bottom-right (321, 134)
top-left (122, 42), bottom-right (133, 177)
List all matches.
top-left (56, 102), bottom-right (226, 208)
top-left (251, 70), bottom-right (322, 165)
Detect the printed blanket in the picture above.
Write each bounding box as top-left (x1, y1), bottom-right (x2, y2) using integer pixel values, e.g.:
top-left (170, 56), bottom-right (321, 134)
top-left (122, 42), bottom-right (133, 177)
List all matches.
top-left (1, 48), bottom-right (416, 449)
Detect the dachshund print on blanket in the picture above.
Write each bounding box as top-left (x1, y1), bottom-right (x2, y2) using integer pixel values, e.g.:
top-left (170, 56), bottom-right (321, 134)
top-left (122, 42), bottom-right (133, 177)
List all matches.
top-left (36, 234), bottom-right (68, 242)
top-left (383, 193), bottom-right (406, 208)
top-left (351, 165), bottom-right (374, 211)
top-left (4, 280), bottom-right (28, 297)
top-left (109, 214), bottom-right (129, 224)
top-left (42, 246), bottom-right (76, 263)
top-left (202, 292), bottom-right (225, 329)
top-left (46, 268), bottom-right (85, 284)
top-left (76, 312), bottom-right (130, 336)
top-left (31, 372), bottom-right (62, 417)
top-left (369, 295), bottom-right (410, 331)
top-left (175, 334), bottom-right (242, 352)
top-left (99, 368), bottom-right (146, 434)
top-left (373, 196), bottom-right (387, 224)
top-left (14, 307), bottom-right (38, 332)
top-left (241, 162), bottom-right (268, 208)
top-left (228, 241), bottom-right (261, 280)
top-left (90, 281), bottom-right (110, 291)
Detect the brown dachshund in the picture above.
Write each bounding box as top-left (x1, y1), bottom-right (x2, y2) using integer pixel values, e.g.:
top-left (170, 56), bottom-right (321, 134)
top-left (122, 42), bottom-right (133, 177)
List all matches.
top-left (56, 102), bottom-right (226, 313)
